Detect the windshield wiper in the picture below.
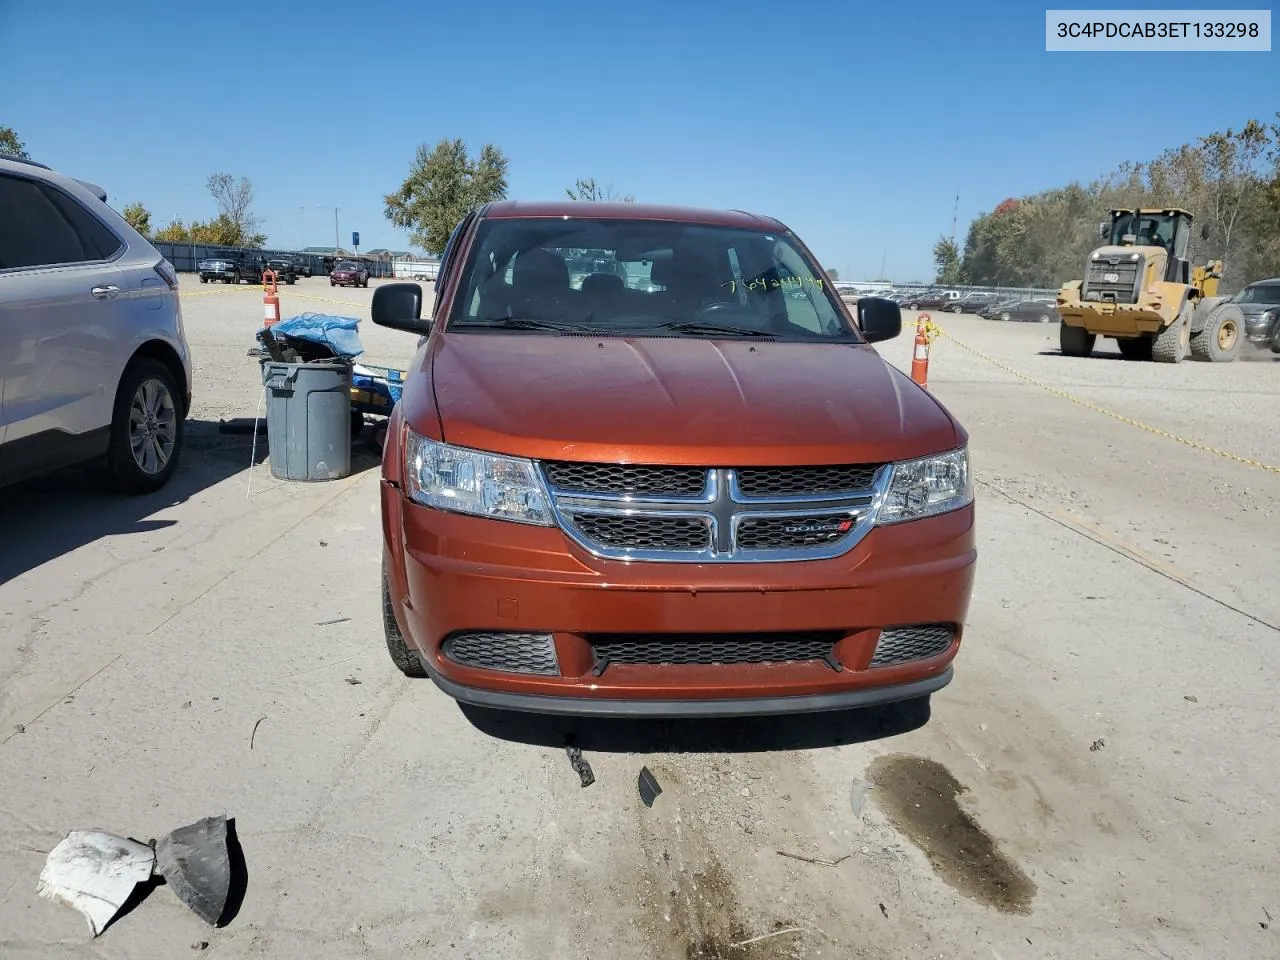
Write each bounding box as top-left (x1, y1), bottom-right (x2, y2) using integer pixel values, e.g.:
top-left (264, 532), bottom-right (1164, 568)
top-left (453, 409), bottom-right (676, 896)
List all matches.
top-left (453, 317), bottom-right (590, 333)
top-left (645, 320), bottom-right (776, 339)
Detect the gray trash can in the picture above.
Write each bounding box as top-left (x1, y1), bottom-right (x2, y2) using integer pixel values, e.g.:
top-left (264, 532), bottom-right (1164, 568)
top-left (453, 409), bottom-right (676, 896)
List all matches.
top-left (260, 359), bottom-right (353, 481)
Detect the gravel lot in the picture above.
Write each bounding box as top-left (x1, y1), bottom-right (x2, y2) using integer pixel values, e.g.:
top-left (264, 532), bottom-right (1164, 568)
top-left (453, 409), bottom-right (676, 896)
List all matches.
top-left (1, 277), bottom-right (1277, 959)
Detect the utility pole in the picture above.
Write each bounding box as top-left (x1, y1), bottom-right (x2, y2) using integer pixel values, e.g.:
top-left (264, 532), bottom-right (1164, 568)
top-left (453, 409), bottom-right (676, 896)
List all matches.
top-left (314, 204), bottom-right (341, 252)
top-left (879, 250), bottom-right (887, 280)
top-left (950, 187), bottom-right (960, 245)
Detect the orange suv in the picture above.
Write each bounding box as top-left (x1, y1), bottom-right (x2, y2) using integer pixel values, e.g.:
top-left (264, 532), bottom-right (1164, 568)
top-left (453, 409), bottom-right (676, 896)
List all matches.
top-left (373, 202), bottom-right (975, 717)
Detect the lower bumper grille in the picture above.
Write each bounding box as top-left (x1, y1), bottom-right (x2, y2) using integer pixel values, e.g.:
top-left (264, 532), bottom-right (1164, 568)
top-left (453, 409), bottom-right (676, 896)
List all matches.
top-left (869, 624), bottom-right (954, 667)
top-left (442, 632), bottom-right (560, 675)
top-left (589, 632), bottom-right (841, 666)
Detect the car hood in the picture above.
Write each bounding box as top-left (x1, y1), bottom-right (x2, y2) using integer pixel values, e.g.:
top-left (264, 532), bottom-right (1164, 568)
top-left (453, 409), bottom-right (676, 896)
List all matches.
top-left (1236, 302), bottom-right (1278, 317)
top-left (425, 334), bottom-right (960, 465)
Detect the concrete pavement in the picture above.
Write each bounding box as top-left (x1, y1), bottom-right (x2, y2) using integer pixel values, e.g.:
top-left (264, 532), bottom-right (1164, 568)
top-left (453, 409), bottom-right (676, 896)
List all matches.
top-left (1, 279), bottom-right (1276, 959)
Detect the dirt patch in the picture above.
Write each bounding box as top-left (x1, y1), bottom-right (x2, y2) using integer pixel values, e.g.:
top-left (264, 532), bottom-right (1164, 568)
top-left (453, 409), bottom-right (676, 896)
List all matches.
top-left (867, 754), bottom-right (1036, 915)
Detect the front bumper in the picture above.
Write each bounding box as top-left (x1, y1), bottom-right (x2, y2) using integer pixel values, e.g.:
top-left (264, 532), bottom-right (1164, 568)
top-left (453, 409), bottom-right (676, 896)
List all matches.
top-left (383, 482), bottom-right (977, 715)
top-left (1243, 313), bottom-right (1276, 344)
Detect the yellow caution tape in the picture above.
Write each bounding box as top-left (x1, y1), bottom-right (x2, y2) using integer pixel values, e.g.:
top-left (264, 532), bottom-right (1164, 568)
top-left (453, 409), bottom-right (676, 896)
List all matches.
top-left (931, 322), bottom-right (1280, 476)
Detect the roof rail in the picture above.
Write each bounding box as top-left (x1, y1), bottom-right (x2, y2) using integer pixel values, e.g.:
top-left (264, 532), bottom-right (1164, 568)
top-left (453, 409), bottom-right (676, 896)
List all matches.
top-left (0, 152), bottom-right (52, 170)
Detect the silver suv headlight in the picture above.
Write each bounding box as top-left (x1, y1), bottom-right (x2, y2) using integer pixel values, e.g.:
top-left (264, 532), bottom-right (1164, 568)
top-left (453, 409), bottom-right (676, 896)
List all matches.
top-left (874, 446), bottom-right (973, 525)
top-left (404, 429), bottom-right (554, 526)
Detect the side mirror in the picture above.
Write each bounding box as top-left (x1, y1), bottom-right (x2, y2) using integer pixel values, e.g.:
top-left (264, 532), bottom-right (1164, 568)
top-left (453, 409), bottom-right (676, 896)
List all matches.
top-left (1098, 222), bottom-right (1109, 239)
top-left (372, 282), bottom-right (432, 335)
top-left (857, 297), bottom-right (902, 343)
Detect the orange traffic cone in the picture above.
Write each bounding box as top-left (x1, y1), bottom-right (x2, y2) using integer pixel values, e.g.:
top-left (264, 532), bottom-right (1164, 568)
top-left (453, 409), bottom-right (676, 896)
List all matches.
top-left (262, 269), bottom-right (281, 328)
top-left (911, 313), bottom-right (931, 388)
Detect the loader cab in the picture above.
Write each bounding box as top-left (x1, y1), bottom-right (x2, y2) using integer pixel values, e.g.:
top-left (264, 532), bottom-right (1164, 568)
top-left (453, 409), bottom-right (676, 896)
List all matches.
top-left (1107, 209), bottom-right (1194, 284)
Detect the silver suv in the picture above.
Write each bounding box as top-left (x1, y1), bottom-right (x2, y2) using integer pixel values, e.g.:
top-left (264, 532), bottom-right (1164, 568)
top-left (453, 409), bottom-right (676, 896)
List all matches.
top-left (0, 154), bottom-right (193, 493)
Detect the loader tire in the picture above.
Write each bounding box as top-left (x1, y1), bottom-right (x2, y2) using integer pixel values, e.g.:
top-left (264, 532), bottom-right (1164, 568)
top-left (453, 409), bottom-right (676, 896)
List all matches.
top-left (1189, 303), bottom-right (1243, 362)
top-left (1118, 336), bottom-right (1153, 361)
top-left (1059, 323), bottom-right (1095, 357)
top-left (1152, 310), bottom-right (1190, 363)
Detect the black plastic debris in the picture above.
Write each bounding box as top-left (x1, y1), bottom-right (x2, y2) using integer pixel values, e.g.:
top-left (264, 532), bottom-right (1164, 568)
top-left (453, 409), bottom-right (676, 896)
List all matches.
top-left (154, 816), bottom-right (231, 926)
top-left (565, 745), bottom-right (595, 788)
top-left (638, 766), bottom-right (663, 807)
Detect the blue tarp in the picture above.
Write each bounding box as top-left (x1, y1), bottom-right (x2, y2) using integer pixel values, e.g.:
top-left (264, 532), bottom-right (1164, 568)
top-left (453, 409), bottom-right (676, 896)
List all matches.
top-left (270, 313), bottom-right (365, 359)
top-left (352, 365), bottom-right (404, 406)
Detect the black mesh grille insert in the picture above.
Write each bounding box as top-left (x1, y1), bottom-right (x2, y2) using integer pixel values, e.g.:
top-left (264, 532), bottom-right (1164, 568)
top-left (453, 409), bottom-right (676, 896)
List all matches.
top-left (590, 632), bottom-right (841, 665)
top-left (1084, 258), bottom-right (1141, 304)
top-left (869, 624), bottom-right (954, 667)
top-left (736, 513), bottom-right (859, 549)
top-left (442, 632), bottom-right (559, 675)
top-left (543, 461), bottom-right (707, 497)
top-left (570, 514), bottom-right (710, 551)
top-left (736, 465), bottom-right (880, 497)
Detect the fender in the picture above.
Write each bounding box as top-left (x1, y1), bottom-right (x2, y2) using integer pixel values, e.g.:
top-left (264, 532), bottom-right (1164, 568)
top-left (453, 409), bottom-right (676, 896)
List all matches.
top-left (1191, 295), bottom-right (1229, 334)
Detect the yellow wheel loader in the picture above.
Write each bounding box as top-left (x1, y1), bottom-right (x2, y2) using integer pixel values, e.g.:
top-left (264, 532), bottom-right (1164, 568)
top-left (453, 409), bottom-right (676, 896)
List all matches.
top-left (1055, 209), bottom-right (1244, 363)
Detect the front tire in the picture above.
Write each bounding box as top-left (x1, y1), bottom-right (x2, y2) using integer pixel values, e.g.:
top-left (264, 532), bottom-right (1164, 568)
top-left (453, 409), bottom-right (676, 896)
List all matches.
top-left (1060, 323), bottom-right (1095, 357)
top-left (383, 560), bottom-right (427, 677)
top-left (1118, 336), bottom-right (1153, 361)
top-left (103, 358), bottom-right (183, 495)
top-left (1152, 309), bottom-right (1191, 363)
top-left (1190, 303), bottom-right (1244, 362)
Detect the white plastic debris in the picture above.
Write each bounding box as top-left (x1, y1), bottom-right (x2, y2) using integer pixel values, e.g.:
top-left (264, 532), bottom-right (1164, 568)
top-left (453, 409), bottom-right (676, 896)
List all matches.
top-left (37, 831), bottom-right (156, 936)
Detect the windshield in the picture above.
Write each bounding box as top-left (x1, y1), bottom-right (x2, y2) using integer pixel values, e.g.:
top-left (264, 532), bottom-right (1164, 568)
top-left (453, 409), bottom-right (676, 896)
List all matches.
top-left (335, 261), bottom-right (358, 270)
top-left (1236, 283), bottom-right (1280, 304)
top-left (1110, 213), bottom-right (1172, 247)
top-left (448, 218), bottom-right (858, 341)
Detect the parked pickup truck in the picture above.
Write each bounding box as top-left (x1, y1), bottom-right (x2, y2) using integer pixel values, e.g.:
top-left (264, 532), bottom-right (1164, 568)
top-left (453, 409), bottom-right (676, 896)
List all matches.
top-left (369, 200), bottom-right (976, 719)
top-left (265, 257), bottom-right (299, 285)
top-left (198, 252), bottom-right (264, 284)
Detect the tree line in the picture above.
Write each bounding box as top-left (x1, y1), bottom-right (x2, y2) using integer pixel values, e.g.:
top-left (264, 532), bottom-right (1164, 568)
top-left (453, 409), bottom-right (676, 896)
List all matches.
top-left (935, 114), bottom-right (1280, 292)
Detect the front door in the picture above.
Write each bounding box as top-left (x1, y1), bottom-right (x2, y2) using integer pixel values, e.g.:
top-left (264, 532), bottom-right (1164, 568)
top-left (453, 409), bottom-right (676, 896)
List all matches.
top-left (0, 171), bottom-right (130, 472)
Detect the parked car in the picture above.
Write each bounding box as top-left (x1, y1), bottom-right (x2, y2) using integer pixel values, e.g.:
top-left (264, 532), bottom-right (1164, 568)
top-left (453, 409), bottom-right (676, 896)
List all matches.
top-left (198, 251), bottom-right (263, 284)
top-left (368, 200), bottom-right (976, 717)
top-left (1234, 277), bottom-right (1280, 350)
top-left (983, 298), bottom-right (1057, 323)
top-left (945, 292), bottom-right (1004, 314)
top-left (265, 257), bottom-right (299, 285)
top-left (902, 290), bottom-right (958, 310)
top-left (0, 153), bottom-right (192, 493)
top-left (330, 260), bottom-right (369, 288)
top-left (976, 298), bottom-right (1018, 319)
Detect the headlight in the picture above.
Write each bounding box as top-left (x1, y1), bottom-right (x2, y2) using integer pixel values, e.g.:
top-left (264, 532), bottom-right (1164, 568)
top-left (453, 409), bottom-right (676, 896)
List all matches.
top-left (875, 446), bottom-right (972, 525)
top-left (403, 429), bottom-right (554, 526)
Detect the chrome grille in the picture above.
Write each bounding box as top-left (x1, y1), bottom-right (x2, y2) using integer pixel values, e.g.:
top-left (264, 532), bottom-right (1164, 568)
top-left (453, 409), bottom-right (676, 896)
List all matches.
top-left (541, 462), bottom-right (885, 563)
top-left (869, 624), bottom-right (954, 667)
top-left (590, 632), bottom-right (840, 666)
top-left (442, 632), bottom-right (560, 675)
top-left (1083, 256), bottom-right (1142, 304)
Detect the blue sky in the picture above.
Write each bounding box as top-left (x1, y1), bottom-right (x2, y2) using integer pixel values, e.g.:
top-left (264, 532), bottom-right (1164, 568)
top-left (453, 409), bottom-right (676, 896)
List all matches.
top-left (1, 0), bottom-right (1275, 279)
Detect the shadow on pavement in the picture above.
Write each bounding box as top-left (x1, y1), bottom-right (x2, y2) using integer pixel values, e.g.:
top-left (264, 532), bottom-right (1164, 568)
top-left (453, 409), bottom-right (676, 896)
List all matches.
top-left (1037, 350), bottom-right (1122, 360)
top-left (458, 696), bottom-right (932, 755)
top-left (0, 418), bottom-right (382, 586)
